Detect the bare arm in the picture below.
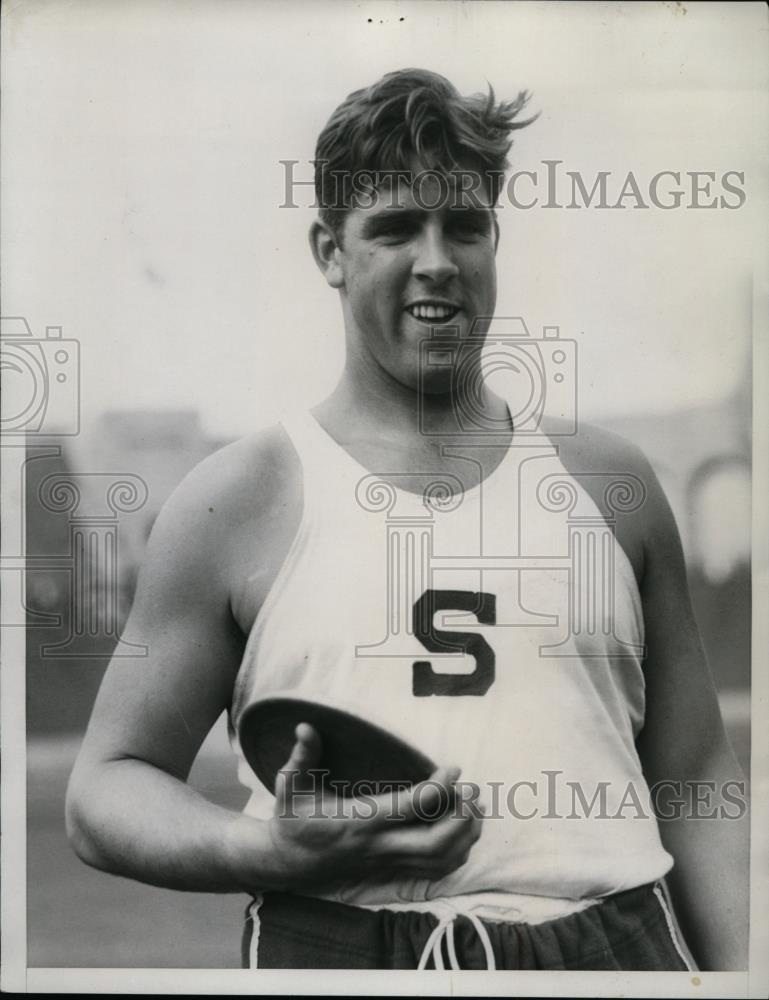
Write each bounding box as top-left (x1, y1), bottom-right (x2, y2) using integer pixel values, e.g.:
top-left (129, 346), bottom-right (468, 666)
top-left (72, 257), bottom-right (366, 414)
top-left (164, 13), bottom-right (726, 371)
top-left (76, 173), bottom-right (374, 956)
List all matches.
top-left (65, 450), bottom-right (260, 891)
top-left (633, 447), bottom-right (749, 971)
top-left (65, 441), bottom-right (480, 895)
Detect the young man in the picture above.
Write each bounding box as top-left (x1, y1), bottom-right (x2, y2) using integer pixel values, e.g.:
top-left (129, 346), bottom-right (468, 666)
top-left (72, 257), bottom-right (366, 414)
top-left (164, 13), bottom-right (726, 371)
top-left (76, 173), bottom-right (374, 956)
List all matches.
top-left (66, 69), bottom-right (748, 971)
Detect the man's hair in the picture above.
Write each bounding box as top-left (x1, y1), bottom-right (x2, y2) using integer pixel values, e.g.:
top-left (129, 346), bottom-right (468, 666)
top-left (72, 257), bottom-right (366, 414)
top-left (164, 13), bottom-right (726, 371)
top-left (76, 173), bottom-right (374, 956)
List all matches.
top-left (314, 68), bottom-right (536, 242)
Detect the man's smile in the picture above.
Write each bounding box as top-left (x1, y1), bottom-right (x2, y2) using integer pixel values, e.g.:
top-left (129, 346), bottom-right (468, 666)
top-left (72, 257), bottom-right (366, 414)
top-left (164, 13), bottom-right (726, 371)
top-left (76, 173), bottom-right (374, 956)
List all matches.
top-left (405, 299), bottom-right (461, 324)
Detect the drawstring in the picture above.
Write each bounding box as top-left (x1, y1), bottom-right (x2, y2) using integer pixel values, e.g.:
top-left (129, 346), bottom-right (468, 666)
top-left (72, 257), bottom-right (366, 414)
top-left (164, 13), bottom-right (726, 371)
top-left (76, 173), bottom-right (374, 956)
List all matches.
top-left (417, 902), bottom-right (496, 970)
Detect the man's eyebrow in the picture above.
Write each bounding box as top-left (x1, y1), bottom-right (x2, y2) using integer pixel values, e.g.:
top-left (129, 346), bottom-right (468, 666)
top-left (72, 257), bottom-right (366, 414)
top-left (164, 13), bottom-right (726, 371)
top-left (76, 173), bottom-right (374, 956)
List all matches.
top-left (360, 208), bottom-right (422, 236)
top-left (449, 206), bottom-right (493, 225)
top-left (360, 205), bottom-right (492, 237)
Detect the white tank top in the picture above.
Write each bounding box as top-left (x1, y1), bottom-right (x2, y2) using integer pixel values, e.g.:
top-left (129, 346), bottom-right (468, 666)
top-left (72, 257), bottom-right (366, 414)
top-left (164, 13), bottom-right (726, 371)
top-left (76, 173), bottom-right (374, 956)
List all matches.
top-left (228, 411), bottom-right (673, 919)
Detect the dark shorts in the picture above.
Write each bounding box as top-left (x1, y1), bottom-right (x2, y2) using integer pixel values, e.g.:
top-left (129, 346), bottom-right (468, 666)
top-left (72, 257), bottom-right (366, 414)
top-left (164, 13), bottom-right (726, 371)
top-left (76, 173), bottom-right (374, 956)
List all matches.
top-left (241, 881), bottom-right (694, 971)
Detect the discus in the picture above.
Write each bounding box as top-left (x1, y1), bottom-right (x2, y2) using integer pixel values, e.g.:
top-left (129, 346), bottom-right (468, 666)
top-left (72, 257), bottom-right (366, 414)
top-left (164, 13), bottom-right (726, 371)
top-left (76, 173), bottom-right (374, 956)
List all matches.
top-left (238, 696), bottom-right (437, 797)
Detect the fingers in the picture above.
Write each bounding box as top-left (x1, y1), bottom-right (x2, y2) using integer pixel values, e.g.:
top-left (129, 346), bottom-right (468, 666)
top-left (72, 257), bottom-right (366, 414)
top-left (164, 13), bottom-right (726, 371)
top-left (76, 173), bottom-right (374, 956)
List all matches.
top-left (373, 800), bottom-right (483, 882)
top-left (288, 723), bottom-right (323, 772)
top-left (379, 814), bottom-right (483, 879)
top-left (375, 765), bottom-right (461, 827)
top-left (274, 723), bottom-right (323, 809)
top-left (270, 751), bottom-right (483, 885)
top-left (378, 809), bottom-right (483, 858)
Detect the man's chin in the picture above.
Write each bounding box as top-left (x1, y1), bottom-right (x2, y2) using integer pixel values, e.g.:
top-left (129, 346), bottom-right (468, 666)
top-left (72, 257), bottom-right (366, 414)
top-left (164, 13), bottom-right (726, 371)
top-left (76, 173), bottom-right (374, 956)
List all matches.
top-left (416, 371), bottom-right (456, 398)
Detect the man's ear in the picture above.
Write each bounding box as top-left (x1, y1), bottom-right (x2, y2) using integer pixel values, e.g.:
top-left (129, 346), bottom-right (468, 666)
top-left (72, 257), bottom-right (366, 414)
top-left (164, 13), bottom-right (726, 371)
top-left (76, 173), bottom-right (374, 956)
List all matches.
top-left (309, 219), bottom-right (344, 289)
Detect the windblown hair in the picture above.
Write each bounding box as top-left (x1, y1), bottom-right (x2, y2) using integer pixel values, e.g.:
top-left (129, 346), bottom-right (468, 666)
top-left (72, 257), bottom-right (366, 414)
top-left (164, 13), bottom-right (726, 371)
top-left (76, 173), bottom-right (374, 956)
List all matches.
top-left (314, 68), bottom-right (536, 240)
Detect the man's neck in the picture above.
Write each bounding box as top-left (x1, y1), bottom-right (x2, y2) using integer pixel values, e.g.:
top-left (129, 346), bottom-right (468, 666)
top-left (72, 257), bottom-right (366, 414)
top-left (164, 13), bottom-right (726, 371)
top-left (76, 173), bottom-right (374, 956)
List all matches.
top-left (316, 367), bottom-right (510, 447)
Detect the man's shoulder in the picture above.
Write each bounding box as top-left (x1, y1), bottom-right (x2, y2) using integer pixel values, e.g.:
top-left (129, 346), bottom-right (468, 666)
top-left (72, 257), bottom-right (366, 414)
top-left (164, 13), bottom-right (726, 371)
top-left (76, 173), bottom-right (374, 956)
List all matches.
top-left (540, 416), bottom-right (662, 588)
top-left (540, 415), bottom-right (649, 475)
top-left (150, 422), bottom-right (301, 546)
top-left (129, 423), bottom-right (303, 631)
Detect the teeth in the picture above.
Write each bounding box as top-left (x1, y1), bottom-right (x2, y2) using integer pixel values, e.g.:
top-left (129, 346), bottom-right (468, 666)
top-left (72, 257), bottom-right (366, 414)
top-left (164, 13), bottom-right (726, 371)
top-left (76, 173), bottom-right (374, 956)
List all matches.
top-left (408, 304), bottom-right (457, 320)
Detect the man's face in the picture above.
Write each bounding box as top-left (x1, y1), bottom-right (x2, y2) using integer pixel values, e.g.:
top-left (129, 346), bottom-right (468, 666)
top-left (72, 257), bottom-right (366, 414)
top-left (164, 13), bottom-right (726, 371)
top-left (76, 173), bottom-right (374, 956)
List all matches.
top-left (332, 171), bottom-right (499, 393)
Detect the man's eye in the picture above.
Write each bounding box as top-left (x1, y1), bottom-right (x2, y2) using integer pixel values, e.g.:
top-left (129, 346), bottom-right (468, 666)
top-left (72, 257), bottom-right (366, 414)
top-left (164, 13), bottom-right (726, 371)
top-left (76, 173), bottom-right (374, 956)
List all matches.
top-left (377, 223), bottom-right (412, 240)
top-left (450, 219), bottom-right (488, 239)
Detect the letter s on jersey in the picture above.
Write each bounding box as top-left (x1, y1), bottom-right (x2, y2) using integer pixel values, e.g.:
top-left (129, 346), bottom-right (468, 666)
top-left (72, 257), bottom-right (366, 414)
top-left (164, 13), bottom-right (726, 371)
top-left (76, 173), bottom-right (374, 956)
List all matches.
top-left (412, 590), bottom-right (496, 696)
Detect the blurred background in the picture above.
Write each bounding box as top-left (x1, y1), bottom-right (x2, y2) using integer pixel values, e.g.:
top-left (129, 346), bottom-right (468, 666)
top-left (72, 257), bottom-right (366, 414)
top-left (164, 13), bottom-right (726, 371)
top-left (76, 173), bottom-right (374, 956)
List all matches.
top-left (3, 0), bottom-right (763, 970)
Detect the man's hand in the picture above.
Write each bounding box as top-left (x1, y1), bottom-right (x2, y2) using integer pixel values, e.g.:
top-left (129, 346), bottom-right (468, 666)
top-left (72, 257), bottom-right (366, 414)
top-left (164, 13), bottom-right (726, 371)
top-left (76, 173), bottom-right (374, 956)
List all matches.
top-left (228, 723), bottom-right (483, 893)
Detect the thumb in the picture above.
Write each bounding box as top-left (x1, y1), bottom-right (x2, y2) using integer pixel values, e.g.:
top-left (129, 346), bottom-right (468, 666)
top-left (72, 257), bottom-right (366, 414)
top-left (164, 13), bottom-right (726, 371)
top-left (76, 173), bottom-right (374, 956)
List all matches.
top-left (274, 722), bottom-right (323, 808)
top-left (396, 765), bottom-right (461, 824)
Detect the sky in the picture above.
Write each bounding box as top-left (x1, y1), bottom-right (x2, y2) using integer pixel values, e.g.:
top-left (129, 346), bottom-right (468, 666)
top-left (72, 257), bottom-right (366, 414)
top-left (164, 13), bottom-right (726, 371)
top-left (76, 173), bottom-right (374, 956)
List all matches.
top-left (2, 0), bottom-right (767, 439)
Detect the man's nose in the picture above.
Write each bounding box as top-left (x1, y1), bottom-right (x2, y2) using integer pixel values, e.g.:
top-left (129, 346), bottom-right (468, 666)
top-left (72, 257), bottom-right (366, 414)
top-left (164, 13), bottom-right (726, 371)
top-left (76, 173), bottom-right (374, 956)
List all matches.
top-left (412, 229), bottom-right (459, 284)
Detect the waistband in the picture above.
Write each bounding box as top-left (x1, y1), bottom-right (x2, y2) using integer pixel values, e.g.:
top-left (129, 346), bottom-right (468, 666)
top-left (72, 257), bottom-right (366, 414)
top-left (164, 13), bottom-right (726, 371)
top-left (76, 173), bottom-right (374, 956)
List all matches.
top-left (245, 880), bottom-right (696, 971)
